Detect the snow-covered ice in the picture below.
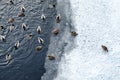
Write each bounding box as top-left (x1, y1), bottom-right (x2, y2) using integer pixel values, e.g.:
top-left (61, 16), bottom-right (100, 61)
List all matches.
top-left (54, 0), bottom-right (120, 80)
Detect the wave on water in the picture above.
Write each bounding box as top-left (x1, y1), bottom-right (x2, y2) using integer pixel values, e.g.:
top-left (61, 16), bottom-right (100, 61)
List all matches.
top-left (53, 0), bottom-right (120, 80)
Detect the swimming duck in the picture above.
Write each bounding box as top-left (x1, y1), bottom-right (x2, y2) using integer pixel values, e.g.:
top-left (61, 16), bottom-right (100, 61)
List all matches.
top-left (20, 5), bottom-right (25, 12)
top-left (9, 24), bottom-right (15, 32)
top-left (9, 0), bottom-right (14, 4)
top-left (56, 14), bottom-right (61, 23)
top-left (0, 35), bottom-right (6, 42)
top-left (14, 41), bottom-right (20, 49)
top-left (22, 23), bottom-right (27, 31)
top-left (38, 37), bottom-right (44, 44)
top-left (27, 33), bottom-right (33, 39)
top-left (35, 46), bottom-right (42, 51)
top-left (41, 14), bottom-right (46, 21)
top-left (8, 18), bottom-right (14, 23)
top-left (52, 28), bottom-right (60, 35)
top-left (48, 4), bottom-right (56, 9)
top-left (6, 0), bottom-right (14, 4)
top-left (37, 26), bottom-right (41, 34)
top-left (18, 12), bottom-right (25, 17)
top-left (6, 53), bottom-right (12, 62)
top-left (41, 0), bottom-right (44, 2)
top-left (0, 25), bottom-right (4, 29)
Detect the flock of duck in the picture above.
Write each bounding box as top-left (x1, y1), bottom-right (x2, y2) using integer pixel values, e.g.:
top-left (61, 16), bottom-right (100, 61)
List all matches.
top-left (1, 0), bottom-right (109, 64)
top-left (0, 0), bottom-right (78, 64)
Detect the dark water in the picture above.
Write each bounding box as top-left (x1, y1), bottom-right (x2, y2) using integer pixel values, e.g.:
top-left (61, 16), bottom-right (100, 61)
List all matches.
top-left (0, 0), bottom-right (57, 80)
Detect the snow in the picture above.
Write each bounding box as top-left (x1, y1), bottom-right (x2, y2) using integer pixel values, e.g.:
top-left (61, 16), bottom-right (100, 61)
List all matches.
top-left (54, 0), bottom-right (120, 80)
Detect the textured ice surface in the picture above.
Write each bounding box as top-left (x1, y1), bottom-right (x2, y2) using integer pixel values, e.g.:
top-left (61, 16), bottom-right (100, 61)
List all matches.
top-left (54, 0), bottom-right (120, 80)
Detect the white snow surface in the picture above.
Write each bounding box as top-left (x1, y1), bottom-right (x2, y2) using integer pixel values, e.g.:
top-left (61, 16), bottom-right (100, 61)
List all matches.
top-left (54, 0), bottom-right (120, 80)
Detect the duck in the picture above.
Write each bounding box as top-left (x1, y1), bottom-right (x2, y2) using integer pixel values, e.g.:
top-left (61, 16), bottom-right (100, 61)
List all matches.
top-left (47, 54), bottom-right (55, 60)
top-left (8, 18), bottom-right (14, 23)
top-left (14, 41), bottom-right (20, 49)
top-left (6, 53), bottom-right (12, 62)
top-left (27, 33), bottom-right (33, 39)
top-left (41, 14), bottom-right (46, 21)
top-left (48, 4), bottom-right (56, 9)
top-left (0, 35), bottom-right (6, 42)
top-left (37, 26), bottom-right (41, 34)
top-left (71, 31), bottom-right (78, 36)
top-left (9, 24), bottom-right (15, 32)
top-left (101, 45), bottom-right (108, 52)
top-left (9, 0), bottom-right (14, 4)
top-left (20, 5), bottom-right (25, 12)
top-left (35, 46), bottom-right (42, 51)
top-left (0, 25), bottom-right (4, 29)
top-left (53, 4), bottom-right (56, 8)
top-left (22, 23), bottom-right (27, 31)
top-left (56, 14), bottom-right (61, 23)
top-left (18, 12), bottom-right (25, 17)
top-left (41, 0), bottom-right (44, 2)
top-left (52, 28), bottom-right (60, 35)
top-left (38, 37), bottom-right (44, 44)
